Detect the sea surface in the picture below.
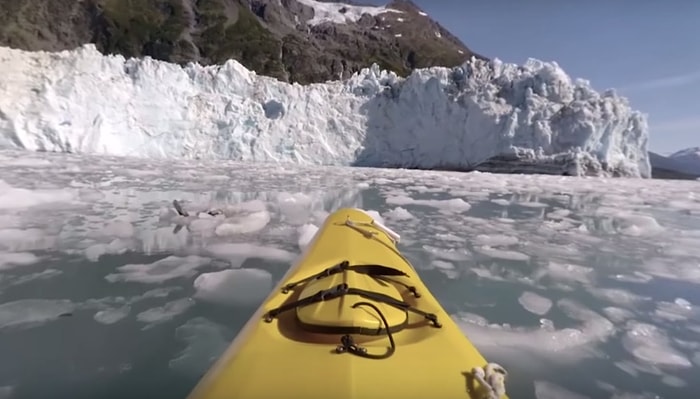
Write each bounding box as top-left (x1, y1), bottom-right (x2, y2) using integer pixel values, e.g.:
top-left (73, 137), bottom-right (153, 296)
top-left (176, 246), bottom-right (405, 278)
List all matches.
top-left (1, 149), bottom-right (699, 399)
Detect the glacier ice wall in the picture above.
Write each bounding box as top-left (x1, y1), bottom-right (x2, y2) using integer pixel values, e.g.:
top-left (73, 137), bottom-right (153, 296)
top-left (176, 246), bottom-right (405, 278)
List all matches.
top-left (0, 44), bottom-right (651, 177)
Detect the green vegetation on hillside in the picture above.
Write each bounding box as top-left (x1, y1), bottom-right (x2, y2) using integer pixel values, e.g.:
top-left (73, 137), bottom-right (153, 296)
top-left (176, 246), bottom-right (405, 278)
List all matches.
top-left (406, 44), bottom-right (466, 70)
top-left (198, 0), bottom-right (285, 79)
top-left (99, 0), bottom-right (187, 60)
top-left (0, 0), bottom-right (477, 84)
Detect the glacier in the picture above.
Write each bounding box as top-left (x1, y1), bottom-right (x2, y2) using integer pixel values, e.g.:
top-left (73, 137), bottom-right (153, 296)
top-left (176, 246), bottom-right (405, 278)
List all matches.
top-left (0, 44), bottom-right (651, 177)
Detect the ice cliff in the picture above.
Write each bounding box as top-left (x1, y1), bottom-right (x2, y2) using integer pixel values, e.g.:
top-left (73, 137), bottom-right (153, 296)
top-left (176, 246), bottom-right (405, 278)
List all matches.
top-left (0, 44), bottom-right (651, 177)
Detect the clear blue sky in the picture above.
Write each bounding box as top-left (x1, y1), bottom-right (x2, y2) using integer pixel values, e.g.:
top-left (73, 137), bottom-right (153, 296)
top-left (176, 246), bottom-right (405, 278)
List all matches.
top-left (368, 0), bottom-right (700, 154)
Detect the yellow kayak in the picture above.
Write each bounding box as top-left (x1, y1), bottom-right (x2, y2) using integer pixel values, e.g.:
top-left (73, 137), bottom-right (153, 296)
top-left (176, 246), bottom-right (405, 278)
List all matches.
top-left (187, 208), bottom-right (509, 399)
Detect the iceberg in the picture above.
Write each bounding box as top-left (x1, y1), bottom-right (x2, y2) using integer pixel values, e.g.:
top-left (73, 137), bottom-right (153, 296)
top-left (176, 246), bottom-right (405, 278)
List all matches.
top-left (0, 44), bottom-right (650, 177)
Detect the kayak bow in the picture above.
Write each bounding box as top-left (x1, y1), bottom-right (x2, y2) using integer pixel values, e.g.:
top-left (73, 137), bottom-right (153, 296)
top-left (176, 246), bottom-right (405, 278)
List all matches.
top-left (187, 208), bottom-right (508, 399)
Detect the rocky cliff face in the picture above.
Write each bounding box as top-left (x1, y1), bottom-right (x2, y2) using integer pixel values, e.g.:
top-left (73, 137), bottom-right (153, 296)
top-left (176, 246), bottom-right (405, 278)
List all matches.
top-left (0, 0), bottom-right (482, 84)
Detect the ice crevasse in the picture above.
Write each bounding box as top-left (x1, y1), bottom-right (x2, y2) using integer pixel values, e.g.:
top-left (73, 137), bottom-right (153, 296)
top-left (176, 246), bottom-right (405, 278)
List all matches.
top-left (0, 44), bottom-right (650, 177)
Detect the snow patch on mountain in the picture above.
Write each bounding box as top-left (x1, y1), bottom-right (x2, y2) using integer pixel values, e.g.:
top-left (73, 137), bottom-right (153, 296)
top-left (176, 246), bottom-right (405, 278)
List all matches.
top-left (670, 147), bottom-right (700, 166)
top-left (296, 0), bottom-right (402, 26)
top-left (649, 146), bottom-right (700, 177)
top-left (0, 44), bottom-right (651, 177)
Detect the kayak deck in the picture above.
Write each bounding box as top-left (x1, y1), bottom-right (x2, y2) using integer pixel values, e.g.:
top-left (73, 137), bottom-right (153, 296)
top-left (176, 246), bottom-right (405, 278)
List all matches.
top-left (188, 208), bottom-right (507, 399)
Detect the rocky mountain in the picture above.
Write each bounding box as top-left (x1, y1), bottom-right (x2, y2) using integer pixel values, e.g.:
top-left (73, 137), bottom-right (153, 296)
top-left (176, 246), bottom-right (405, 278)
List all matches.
top-left (0, 0), bottom-right (482, 84)
top-left (668, 147), bottom-right (700, 165)
top-left (649, 148), bottom-right (700, 180)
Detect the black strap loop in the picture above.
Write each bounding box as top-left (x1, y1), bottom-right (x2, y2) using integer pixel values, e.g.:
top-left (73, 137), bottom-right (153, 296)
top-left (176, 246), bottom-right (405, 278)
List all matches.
top-left (373, 275), bottom-right (421, 298)
top-left (335, 302), bottom-right (396, 359)
top-left (264, 283), bottom-right (349, 322)
top-left (281, 261), bottom-right (410, 294)
top-left (263, 285), bottom-right (441, 328)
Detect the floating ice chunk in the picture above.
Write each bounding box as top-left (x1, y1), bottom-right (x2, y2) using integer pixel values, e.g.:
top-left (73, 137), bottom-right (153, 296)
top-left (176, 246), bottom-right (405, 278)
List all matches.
top-left (311, 210), bottom-right (330, 224)
top-left (518, 291), bottom-right (553, 315)
top-left (85, 238), bottom-right (130, 262)
top-left (474, 246), bottom-right (530, 261)
top-left (456, 312), bottom-right (489, 326)
top-left (595, 380), bottom-right (616, 393)
top-left (622, 321), bottom-right (692, 368)
top-left (516, 201), bottom-right (549, 209)
top-left (610, 272), bottom-right (653, 284)
top-left (615, 213), bottom-right (664, 236)
top-left (133, 286), bottom-right (183, 301)
top-left (0, 299), bottom-right (74, 330)
top-left (384, 207), bottom-right (414, 220)
top-left (534, 381), bottom-right (590, 399)
top-left (693, 351), bottom-right (700, 366)
top-left (105, 255), bottom-right (211, 284)
top-left (84, 244), bottom-right (108, 262)
top-left (188, 217), bottom-right (222, 236)
top-left (0, 180), bottom-right (75, 209)
top-left (0, 228), bottom-right (55, 251)
top-left (602, 307), bottom-right (635, 323)
top-left (7, 269), bottom-right (62, 286)
top-left (222, 199), bottom-right (267, 214)
top-left (2, 157), bottom-right (51, 167)
top-left (422, 245), bottom-right (471, 261)
top-left (215, 210), bottom-right (271, 236)
top-left (140, 226), bottom-right (189, 254)
top-left (136, 297), bottom-right (194, 324)
top-left (675, 297), bottom-right (692, 308)
top-left (661, 375), bottom-right (686, 387)
top-left (546, 208), bottom-right (572, 219)
top-left (102, 220), bottom-right (135, 238)
top-left (0, 214), bottom-right (20, 229)
top-left (205, 243), bottom-right (296, 264)
top-left (297, 224), bottom-right (319, 251)
top-left (544, 262), bottom-right (593, 284)
top-left (386, 195), bottom-right (471, 212)
top-left (169, 317), bottom-right (231, 376)
top-left (432, 260), bottom-right (455, 270)
top-left (609, 391), bottom-right (661, 399)
top-left (406, 185), bottom-right (431, 193)
top-left (490, 199), bottom-right (510, 206)
top-left (363, 210), bottom-right (385, 225)
top-left (275, 192), bottom-right (317, 225)
top-left (431, 260), bottom-right (458, 278)
top-left (94, 306), bottom-right (130, 325)
top-left (473, 234), bottom-right (518, 247)
top-left (687, 324), bottom-right (700, 335)
top-left (454, 299), bottom-right (614, 365)
top-left (539, 318), bottom-right (555, 330)
top-left (123, 168), bottom-right (162, 178)
top-left (469, 266), bottom-right (502, 281)
top-left (673, 338), bottom-right (700, 351)
top-left (614, 360), bottom-right (640, 377)
top-left (653, 298), bottom-right (695, 322)
top-left (641, 257), bottom-right (700, 284)
top-left (523, 239), bottom-right (587, 263)
top-left (193, 268), bottom-right (273, 306)
top-left (435, 232), bottom-right (463, 242)
top-left (81, 295), bottom-right (128, 310)
top-left (0, 251), bottom-right (39, 270)
top-left (660, 235), bottom-right (700, 257)
top-left (588, 287), bottom-right (649, 307)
